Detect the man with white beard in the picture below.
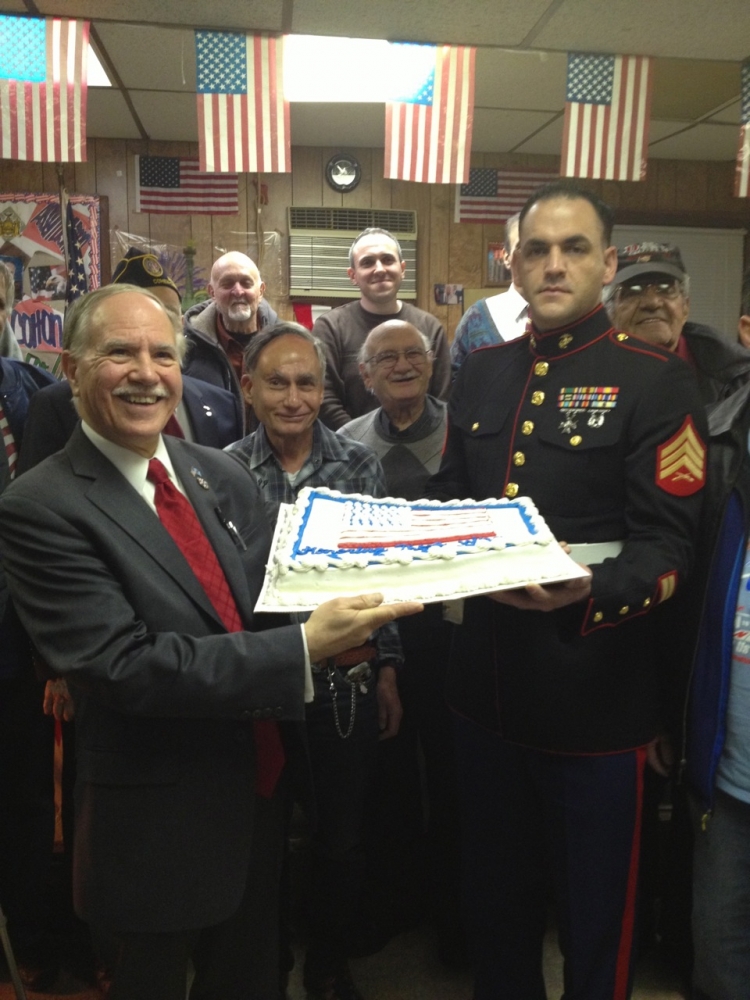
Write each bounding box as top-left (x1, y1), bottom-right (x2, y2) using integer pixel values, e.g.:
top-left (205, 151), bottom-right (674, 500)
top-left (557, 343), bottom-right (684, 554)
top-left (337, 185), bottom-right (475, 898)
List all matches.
top-left (183, 251), bottom-right (277, 431)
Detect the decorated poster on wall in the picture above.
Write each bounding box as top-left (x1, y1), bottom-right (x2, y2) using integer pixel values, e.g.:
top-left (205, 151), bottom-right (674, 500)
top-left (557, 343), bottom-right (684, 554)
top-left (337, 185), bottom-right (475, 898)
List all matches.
top-left (0, 193), bottom-right (101, 373)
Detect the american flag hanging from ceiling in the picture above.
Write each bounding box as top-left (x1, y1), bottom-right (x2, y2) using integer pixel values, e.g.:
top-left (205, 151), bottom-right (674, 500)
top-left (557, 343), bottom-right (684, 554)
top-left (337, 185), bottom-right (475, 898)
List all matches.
top-left (561, 52), bottom-right (653, 182)
top-left (195, 31), bottom-right (290, 174)
top-left (385, 43), bottom-right (475, 185)
top-left (734, 59), bottom-right (750, 198)
top-left (0, 15), bottom-right (89, 162)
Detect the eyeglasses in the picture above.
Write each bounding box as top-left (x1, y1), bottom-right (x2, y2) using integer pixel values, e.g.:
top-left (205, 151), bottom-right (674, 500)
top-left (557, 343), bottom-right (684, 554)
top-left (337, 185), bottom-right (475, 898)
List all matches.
top-left (364, 348), bottom-right (431, 369)
top-left (615, 279), bottom-right (683, 302)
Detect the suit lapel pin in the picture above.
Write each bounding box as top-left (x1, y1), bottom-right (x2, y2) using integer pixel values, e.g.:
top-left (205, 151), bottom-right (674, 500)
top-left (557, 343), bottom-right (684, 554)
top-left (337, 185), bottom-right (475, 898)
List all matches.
top-left (190, 467), bottom-right (210, 490)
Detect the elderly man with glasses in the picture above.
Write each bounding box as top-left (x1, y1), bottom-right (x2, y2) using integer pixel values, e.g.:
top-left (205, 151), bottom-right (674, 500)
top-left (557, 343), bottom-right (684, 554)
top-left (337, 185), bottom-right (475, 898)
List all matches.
top-left (605, 242), bottom-right (750, 404)
top-left (339, 319), bottom-right (465, 965)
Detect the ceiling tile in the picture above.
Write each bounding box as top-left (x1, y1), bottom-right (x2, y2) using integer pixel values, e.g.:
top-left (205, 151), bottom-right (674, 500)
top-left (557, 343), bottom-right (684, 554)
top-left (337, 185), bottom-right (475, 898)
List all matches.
top-left (708, 99), bottom-right (741, 124)
top-left (94, 24), bottom-right (195, 90)
top-left (472, 109), bottom-right (561, 153)
top-left (290, 104), bottom-right (384, 147)
top-left (130, 92), bottom-right (198, 142)
top-left (648, 122), bottom-right (740, 160)
top-left (86, 89), bottom-right (142, 139)
top-left (475, 49), bottom-right (566, 111)
top-left (36, 0), bottom-right (283, 30)
top-left (647, 120), bottom-right (693, 142)
top-left (512, 115), bottom-right (565, 155)
top-left (290, 0), bottom-right (551, 47)
top-left (651, 59), bottom-right (740, 119)
top-left (530, 0), bottom-right (750, 61)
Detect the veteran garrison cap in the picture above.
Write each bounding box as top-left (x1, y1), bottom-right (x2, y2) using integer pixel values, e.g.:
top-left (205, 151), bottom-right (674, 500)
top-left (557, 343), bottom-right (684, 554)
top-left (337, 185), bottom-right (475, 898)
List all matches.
top-left (614, 242), bottom-right (687, 286)
top-left (111, 247), bottom-right (180, 296)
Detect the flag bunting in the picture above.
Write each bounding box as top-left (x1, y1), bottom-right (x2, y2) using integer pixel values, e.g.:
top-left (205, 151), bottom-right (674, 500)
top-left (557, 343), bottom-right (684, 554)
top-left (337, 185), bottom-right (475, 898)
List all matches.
top-left (385, 43), bottom-right (475, 185)
top-left (455, 167), bottom-right (559, 224)
top-left (0, 15), bottom-right (88, 162)
top-left (734, 58), bottom-right (750, 198)
top-left (135, 156), bottom-right (239, 214)
top-left (561, 52), bottom-right (652, 182)
top-left (195, 31), bottom-right (290, 174)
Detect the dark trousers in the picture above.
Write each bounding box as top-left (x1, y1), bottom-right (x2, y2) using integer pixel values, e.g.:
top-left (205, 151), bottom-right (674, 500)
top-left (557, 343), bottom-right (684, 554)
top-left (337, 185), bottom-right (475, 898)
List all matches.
top-left (303, 671), bottom-right (378, 973)
top-left (454, 716), bottom-right (646, 1000)
top-left (691, 788), bottom-right (750, 1000)
top-left (0, 670), bottom-right (55, 956)
top-left (105, 776), bottom-right (288, 1000)
top-left (366, 616), bottom-right (461, 932)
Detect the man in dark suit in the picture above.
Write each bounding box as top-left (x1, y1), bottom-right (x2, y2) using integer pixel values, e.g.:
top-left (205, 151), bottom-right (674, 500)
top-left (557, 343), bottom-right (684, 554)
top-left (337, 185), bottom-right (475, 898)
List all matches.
top-left (18, 373), bottom-right (241, 469)
top-left (19, 248), bottom-right (243, 468)
top-left (0, 284), bottom-right (419, 1000)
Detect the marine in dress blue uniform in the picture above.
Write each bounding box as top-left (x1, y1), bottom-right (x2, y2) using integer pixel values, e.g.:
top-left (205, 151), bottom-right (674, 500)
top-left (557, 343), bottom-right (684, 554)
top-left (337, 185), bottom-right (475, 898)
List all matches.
top-left (428, 184), bottom-right (707, 1000)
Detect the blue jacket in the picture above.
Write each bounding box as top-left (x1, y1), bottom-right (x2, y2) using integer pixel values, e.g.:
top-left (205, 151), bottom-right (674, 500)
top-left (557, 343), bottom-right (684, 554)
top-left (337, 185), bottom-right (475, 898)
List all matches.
top-left (0, 357), bottom-right (57, 487)
top-left (0, 358), bottom-right (57, 678)
top-left (686, 380), bottom-right (750, 813)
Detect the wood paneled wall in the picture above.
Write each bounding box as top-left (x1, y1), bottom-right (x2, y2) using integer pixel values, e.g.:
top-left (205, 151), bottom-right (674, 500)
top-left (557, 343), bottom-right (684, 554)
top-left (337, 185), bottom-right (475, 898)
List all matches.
top-left (2, 142), bottom-right (749, 339)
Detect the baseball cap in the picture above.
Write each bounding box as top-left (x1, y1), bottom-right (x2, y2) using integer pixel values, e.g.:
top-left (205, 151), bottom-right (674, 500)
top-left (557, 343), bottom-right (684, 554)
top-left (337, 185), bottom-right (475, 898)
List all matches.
top-left (614, 243), bottom-right (687, 285)
top-left (111, 247), bottom-right (180, 296)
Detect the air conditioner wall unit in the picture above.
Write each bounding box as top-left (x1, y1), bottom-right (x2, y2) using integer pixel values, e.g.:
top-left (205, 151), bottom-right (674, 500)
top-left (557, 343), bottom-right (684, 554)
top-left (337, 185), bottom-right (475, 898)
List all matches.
top-left (288, 207), bottom-right (418, 299)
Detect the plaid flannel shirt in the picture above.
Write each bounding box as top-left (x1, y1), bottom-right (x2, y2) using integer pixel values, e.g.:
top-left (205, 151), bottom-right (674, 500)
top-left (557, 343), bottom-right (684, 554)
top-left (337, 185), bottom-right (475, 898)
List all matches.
top-left (227, 420), bottom-right (403, 667)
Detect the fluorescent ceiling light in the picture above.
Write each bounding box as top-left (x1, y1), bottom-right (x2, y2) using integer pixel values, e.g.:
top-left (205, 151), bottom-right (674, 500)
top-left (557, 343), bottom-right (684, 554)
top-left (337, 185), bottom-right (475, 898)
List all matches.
top-left (88, 43), bottom-right (111, 87)
top-left (283, 35), bottom-right (435, 103)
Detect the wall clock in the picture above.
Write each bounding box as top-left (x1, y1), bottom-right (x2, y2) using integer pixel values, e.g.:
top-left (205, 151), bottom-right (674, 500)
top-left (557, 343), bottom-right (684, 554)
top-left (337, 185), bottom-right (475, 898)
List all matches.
top-left (325, 153), bottom-right (361, 193)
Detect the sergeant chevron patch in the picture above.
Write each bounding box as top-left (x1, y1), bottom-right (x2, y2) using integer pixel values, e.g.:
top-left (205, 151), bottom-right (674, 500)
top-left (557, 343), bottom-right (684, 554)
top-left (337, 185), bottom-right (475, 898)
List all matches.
top-left (656, 416), bottom-right (706, 496)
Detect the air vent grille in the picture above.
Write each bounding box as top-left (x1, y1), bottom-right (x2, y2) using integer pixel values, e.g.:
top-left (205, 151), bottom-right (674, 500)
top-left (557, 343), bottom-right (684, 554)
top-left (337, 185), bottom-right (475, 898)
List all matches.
top-left (288, 207), bottom-right (418, 299)
top-left (289, 207), bottom-right (417, 235)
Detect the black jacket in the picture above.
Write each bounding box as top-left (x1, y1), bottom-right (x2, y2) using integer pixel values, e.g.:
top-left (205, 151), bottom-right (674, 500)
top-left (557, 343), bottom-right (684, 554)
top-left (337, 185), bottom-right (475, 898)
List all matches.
top-left (17, 375), bottom-right (242, 473)
top-left (682, 321), bottom-right (750, 405)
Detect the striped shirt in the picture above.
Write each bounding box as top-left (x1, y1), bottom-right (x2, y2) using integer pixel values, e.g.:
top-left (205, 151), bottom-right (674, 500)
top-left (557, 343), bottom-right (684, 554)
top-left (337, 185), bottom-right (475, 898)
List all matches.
top-left (0, 400), bottom-right (17, 482)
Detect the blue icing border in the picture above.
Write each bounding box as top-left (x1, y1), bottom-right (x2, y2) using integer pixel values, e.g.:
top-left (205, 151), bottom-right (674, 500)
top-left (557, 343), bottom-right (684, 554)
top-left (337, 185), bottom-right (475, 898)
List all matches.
top-left (291, 490), bottom-right (537, 561)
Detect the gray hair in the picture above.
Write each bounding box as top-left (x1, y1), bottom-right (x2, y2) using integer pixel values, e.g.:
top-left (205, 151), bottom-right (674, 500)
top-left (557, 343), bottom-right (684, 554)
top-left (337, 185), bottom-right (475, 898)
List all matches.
top-left (242, 321), bottom-right (327, 379)
top-left (0, 261), bottom-right (15, 310)
top-left (358, 322), bottom-right (431, 365)
top-left (349, 227), bottom-right (403, 267)
top-left (63, 284), bottom-right (185, 360)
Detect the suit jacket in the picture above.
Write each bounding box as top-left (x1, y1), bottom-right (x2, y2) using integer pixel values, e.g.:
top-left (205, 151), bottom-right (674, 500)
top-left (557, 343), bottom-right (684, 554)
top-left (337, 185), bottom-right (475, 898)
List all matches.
top-left (0, 427), bottom-right (305, 933)
top-left (16, 375), bottom-right (242, 473)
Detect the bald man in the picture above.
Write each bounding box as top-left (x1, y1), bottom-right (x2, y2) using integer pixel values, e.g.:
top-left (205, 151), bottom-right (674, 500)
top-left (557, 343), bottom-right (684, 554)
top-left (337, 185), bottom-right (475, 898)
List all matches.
top-left (183, 252), bottom-right (278, 429)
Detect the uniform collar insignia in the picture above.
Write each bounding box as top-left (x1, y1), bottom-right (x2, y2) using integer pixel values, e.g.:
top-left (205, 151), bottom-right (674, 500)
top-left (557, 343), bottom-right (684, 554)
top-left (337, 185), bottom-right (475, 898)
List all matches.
top-left (529, 305), bottom-right (613, 361)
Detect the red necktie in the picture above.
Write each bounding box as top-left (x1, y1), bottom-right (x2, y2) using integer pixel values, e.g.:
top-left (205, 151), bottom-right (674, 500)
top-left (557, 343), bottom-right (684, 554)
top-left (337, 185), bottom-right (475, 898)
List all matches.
top-left (147, 457), bottom-right (284, 797)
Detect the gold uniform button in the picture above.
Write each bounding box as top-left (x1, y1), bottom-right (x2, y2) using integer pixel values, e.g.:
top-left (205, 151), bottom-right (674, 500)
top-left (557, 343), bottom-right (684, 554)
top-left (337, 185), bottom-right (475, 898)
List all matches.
top-left (643, 597), bottom-right (651, 608)
top-left (616, 333), bottom-right (629, 341)
top-left (559, 334), bottom-right (573, 349)
top-left (534, 361), bottom-right (549, 377)
top-left (531, 391), bottom-right (545, 406)
top-left (504, 483), bottom-right (519, 498)
top-left (593, 611), bottom-right (604, 623)
top-left (619, 605), bottom-right (629, 616)
top-left (529, 336), bottom-right (536, 349)
top-left (471, 422), bottom-right (479, 432)
top-left (513, 451), bottom-right (525, 466)
top-left (570, 435), bottom-right (582, 446)
top-left (522, 420), bottom-right (534, 435)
